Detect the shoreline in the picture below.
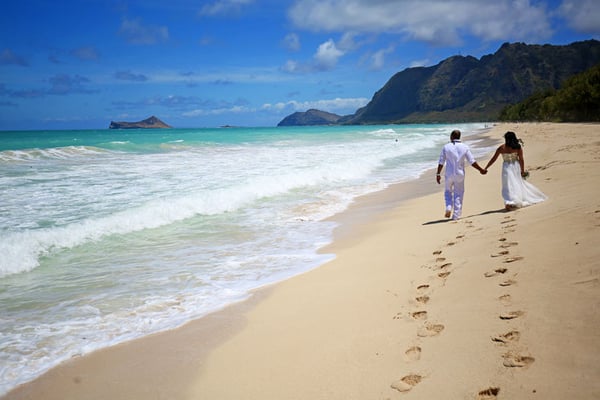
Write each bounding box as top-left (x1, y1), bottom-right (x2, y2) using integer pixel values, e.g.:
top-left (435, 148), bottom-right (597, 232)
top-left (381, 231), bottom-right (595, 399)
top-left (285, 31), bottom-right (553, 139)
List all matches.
top-left (1, 124), bottom-right (493, 396)
top-left (4, 123), bottom-right (599, 399)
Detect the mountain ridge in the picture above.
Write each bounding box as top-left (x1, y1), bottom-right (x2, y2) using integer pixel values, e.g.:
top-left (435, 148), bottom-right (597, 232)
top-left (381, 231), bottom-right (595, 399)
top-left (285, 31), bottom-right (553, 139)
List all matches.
top-left (279, 40), bottom-right (600, 125)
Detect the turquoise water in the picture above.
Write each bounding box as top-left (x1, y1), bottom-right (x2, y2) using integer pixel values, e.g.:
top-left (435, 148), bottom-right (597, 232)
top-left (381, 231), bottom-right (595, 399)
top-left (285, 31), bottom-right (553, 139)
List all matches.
top-left (0, 123), bottom-right (490, 394)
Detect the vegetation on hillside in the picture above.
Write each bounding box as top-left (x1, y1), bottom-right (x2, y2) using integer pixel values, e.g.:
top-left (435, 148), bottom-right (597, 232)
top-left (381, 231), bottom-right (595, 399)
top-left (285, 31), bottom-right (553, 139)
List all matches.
top-left (277, 40), bottom-right (600, 126)
top-left (499, 63), bottom-right (600, 122)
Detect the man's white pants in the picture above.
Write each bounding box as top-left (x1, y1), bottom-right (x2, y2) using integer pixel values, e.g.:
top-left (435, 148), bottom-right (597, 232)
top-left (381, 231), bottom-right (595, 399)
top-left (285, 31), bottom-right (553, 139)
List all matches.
top-left (444, 174), bottom-right (465, 220)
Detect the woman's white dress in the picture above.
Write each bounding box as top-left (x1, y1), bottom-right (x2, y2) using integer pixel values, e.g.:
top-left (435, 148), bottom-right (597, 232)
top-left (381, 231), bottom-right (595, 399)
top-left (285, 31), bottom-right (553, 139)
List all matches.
top-left (502, 153), bottom-right (547, 208)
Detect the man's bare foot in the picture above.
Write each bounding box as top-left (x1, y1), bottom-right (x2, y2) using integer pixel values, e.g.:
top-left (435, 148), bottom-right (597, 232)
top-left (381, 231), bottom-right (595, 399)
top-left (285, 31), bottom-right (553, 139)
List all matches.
top-left (445, 210), bottom-right (452, 218)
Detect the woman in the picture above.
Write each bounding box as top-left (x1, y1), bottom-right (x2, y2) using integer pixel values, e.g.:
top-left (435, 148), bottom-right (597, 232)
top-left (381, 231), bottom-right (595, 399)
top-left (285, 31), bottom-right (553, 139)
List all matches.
top-left (484, 131), bottom-right (547, 210)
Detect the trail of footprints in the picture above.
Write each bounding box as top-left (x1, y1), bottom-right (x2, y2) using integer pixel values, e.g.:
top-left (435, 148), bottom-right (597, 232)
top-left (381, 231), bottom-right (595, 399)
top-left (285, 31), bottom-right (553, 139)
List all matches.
top-left (477, 214), bottom-right (535, 399)
top-left (390, 225), bottom-right (471, 394)
top-left (390, 215), bottom-right (534, 398)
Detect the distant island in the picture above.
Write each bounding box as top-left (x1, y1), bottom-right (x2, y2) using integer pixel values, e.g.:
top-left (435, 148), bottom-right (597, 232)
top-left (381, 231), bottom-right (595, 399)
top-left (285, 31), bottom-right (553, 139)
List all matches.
top-left (277, 109), bottom-right (342, 126)
top-left (277, 39), bottom-right (600, 126)
top-left (109, 116), bottom-right (172, 129)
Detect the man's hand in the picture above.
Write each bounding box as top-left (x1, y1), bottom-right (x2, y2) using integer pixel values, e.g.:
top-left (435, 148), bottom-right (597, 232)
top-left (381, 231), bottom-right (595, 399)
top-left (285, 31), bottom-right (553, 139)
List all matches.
top-left (436, 174), bottom-right (441, 184)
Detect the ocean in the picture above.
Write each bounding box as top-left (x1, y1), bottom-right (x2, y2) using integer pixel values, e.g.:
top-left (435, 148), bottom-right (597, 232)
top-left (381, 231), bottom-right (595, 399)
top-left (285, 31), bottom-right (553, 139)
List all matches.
top-left (0, 123), bottom-right (491, 394)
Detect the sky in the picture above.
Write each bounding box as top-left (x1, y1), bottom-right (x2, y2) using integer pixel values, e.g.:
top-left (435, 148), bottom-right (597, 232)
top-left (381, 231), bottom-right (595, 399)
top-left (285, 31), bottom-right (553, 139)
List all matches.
top-left (1, 0), bottom-right (599, 130)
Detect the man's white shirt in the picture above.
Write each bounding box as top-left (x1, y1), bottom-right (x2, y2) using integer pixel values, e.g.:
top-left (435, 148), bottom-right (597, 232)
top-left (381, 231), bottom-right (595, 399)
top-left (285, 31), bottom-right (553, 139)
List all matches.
top-left (438, 140), bottom-right (475, 177)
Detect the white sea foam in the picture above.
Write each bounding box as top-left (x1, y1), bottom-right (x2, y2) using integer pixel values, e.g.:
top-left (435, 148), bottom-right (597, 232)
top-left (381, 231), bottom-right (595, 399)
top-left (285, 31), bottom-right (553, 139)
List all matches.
top-left (0, 152), bottom-right (383, 277)
top-left (0, 146), bottom-right (108, 162)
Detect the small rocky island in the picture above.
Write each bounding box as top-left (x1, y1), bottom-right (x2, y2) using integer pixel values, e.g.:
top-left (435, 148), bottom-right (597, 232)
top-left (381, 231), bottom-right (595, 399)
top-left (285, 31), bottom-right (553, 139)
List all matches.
top-left (277, 109), bottom-right (342, 126)
top-left (109, 116), bottom-right (172, 129)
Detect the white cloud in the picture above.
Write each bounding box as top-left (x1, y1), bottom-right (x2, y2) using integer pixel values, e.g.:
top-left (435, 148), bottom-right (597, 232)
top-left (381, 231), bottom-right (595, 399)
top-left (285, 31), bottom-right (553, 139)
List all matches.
top-left (282, 33), bottom-right (301, 51)
top-left (183, 98), bottom-right (368, 118)
top-left (369, 45), bottom-right (395, 70)
top-left (409, 59), bottom-right (429, 68)
top-left (119, 18), bottom-right (169, 45)
top-left (281, 38), bottom-right (346, 73)
top-left (71, 46), bottom-right (100, 61)
top-left (114, 70), bottom-right (148, 82)
top-left (314, 39), bottom-right (345, 70)
top-left (262, 97), bottom-right (369, 113)
top-left (289, 0), bottom-right (554, 45)
top-left (281, 60), bottom-right (304, 73)
top-left (337, 32), bottom-right (360, 51)
top-left (199, 0), bottom-right (254, 16)
top-left (558, 0), bottom-right (600, 35)
top-left (182, 105), bottom-right (254, 117)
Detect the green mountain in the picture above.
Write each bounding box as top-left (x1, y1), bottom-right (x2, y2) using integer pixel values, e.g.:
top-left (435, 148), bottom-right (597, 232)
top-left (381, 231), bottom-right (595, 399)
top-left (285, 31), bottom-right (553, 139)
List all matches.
top-left (277, 109), bottom-right (343, 126)
top-left (499, 63), bottom-right (600, 122)
top-left (279, 40), bottom-right (600, 126)
top-left (347, 40), bottom-right (600, 124)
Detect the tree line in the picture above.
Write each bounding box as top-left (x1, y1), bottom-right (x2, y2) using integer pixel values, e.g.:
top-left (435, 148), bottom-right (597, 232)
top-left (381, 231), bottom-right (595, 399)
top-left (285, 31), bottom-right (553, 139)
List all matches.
top-left (499, 63), bottom-right (600, 122)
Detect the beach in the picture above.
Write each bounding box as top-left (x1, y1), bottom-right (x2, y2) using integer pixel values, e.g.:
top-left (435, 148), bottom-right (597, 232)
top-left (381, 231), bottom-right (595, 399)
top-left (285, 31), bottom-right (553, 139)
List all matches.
top-left (3, 122), bottom-right (599, 399)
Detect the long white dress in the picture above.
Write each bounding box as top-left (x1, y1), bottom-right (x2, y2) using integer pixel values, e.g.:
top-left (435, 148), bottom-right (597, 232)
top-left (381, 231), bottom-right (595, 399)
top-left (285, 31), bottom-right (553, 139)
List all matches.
top-left (502, 153), bottom-right (547, 208)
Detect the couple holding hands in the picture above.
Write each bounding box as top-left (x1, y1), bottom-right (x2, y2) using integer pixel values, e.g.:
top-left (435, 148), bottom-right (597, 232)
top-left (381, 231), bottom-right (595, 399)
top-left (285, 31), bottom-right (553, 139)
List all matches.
top-left (436, 129), bottom-right (547, 221)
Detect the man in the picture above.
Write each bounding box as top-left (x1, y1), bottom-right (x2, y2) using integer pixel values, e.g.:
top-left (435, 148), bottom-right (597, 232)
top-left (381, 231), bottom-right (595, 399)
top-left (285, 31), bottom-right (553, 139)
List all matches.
top-left (436, 129), bottom-right (486, 220)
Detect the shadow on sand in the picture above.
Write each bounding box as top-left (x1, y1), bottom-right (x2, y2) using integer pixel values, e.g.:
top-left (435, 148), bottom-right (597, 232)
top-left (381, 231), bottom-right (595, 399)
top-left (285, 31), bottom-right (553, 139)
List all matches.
top-left (422, 208), bottom-right (507, 225)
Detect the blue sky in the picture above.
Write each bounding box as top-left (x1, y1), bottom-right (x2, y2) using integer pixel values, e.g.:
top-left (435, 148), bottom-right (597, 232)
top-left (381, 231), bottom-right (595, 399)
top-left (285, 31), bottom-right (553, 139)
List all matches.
top-left (1, 0), bottom-right (599, 130)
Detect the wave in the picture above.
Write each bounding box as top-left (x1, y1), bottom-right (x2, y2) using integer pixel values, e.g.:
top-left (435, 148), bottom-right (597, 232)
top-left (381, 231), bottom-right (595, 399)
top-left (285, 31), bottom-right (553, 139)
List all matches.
top-left (0, 151), bottom-right (387, 278)
top-left (0, 146), bottom-right (110, 162)
top-left (368, 128), bottom-right (398, 137)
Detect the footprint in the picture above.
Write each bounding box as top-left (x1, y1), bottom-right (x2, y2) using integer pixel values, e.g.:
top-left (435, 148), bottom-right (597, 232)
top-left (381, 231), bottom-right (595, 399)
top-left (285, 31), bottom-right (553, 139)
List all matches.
top-left (447, 241), bottom-right (456, 246)
top-left (503, 352), bottom-right (535, 368)
top-left (500, 311), bottom-right (524, 320)
top-left (492, 330), bottom-right (521, 344)
top-left (501, 219), bottom-right (516, 224)
top-left (499, 279), bottom-right (517, 287)
top-left (436, 262), bottom-right (452, 270)
top-left (393, 312), bottom-right (403, 320)
top-left (415, 295), bottom-right (430, 304)
top-left (438, 271), bottom-right (451, 279)
top-left (498, 237), bottom-right (507, 242)
top-left (484, 268), bottom-right (508, 277)
top-left (411, 311), bottom-right (428, 320)
top-left (491, 250), bottom-right (509, 257)
top-left (503, 224), bottom-right (517, 229)
top-left (503, 256), bottom-right (524, 263)
top-left (499, 241), bottom-right (519, 248)
top-left (436, 257), bottom-right (446, 262)
top-left (404, 346), bottom-right (422, 361)
top-left (391, 374), bottom-right (422, 392)
top-left (416, 284), bottom-right (430, 293)
top-left (498, 294), bottom-right (512, 305)
top-left (478, 387), bottom-right (500, 399)
top-left (456, 234), bottom-right (465, 239)
top-left (417, 323), bottom-right (444, 337)
top-left (433, 250), bottom-right (442, 255)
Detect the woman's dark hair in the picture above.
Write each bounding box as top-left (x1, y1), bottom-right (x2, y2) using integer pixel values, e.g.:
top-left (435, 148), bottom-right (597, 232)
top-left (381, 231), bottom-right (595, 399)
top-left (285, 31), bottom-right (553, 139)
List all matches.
top-left (504, 131), bottom-right (523, 149)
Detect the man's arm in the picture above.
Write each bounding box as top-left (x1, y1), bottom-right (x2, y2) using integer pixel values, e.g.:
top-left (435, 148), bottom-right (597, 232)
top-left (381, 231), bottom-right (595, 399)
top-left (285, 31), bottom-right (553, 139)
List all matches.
top-left (436, 164), bottom-right (443, 184)
top-left (471, 161), bottom-right (487, 174)
top-left (465, 146), bottom-right (486, 175)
